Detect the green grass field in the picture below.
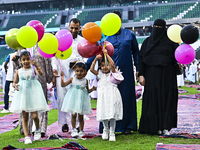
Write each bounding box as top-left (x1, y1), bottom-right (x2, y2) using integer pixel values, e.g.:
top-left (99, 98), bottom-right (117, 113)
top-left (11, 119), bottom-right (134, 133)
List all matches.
top-left (0, 86), bottom-right (200, 149)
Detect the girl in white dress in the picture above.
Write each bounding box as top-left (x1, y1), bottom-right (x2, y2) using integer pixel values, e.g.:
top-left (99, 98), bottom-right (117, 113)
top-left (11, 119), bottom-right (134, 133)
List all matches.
top-left (60, 62), bottom-right (96, 138)
top-left (9, 51), bottom-right (49, 144)
top-left (90, 49), bottom-right (123, 142)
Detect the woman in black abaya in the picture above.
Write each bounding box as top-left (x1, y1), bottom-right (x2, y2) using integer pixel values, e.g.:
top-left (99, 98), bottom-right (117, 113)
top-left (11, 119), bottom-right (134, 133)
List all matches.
top-left (138, 19), bottom-right (179, 135)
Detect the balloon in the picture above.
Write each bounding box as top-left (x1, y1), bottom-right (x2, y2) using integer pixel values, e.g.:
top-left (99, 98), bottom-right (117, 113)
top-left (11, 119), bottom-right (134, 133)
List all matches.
top-left (38, 33), bottom-right (58, 54)
top-left (100, 13), bottom-right (121, 36)
top-left (77, 39), bottom-right (99, 58)
top-left (56, 46), bottom-right (72, 60)
top-left (26, 20), bottom-right (44, 42)
top-left (38, 46), bottom-right (55, 58)
top-left (181, 24), bottom-right (199, 44)
top-left (94, 21), bottom-right (107, 41)
top-left (167, 24), bottom-right (182, 43)
top-left (17, 26), bottom-right (38, 48)
top-left (175, 44), bottom-right (195, 64)
top-left (5, 28), bottom-right (24, 50)
top-left (82, 22), bottom-right (102, 43)
top-left (97, 41), bottom-right (114, 58)
top-left (55, 29), bottom-right (73, 52)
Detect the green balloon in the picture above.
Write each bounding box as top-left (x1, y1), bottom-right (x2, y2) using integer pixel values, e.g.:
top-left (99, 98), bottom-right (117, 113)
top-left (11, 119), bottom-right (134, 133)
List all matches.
top-left (56, 46), bottom-right (72, 60)
top-left (5, 28), bottom-right (24, 50)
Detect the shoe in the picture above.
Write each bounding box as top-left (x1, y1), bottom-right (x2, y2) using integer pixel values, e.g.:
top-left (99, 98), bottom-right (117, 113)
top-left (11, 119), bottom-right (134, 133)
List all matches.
top-left (102, 129), bottom-right (109, 140)
top-left (79, 131), bottom-right (85, 138)
top-left (62, 124), bottom-right (69, 132)
top-left (34, 128), bottom-right (41, 141)
top-left (163, 129), bottom-right (170, 135)
top-left (71, 128), bottom-right (79, 138)
top-left (1, 108), bottom-right (10, 113)
top-left (41, 132), bottom-right (46, 137)
top-left (158, 130), bottom-right (162, 135)
top-left (24, 136), bottom-right (32, 144)
top-left (109, 133), bottom-right (116, 141)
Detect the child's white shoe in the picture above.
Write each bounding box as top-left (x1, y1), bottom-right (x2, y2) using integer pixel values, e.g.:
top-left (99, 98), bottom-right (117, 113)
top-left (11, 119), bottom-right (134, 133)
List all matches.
top-left (34, 128), bottom-right (41, 141)
top-left (109, 133), bottom-right (116, 141)
top-left (163, 129), bottom-right (170, 135)
top-left (79, 131), bottom-right (85, 138)
top-left (102, 129), bottom-right (109, 140)
top-left (24, 136), bottom-right (32, 144)
top-left (71, 128), bottom-right (79, 138)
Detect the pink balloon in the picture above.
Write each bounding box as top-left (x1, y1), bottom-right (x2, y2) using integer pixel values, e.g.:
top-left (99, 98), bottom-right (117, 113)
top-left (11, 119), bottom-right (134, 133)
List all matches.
top-left (38, 46), bottom-right (55, 58)
top-left (97, 41), bottom-right (114, 58)
top-left (27, 20), bottom-right (44, 42)
top-left (55, 29), bottom-right (73, 52)
top-left (175, 44), bottom-right (195, 64)
top-left (77, 39), bottom-right (99, 58)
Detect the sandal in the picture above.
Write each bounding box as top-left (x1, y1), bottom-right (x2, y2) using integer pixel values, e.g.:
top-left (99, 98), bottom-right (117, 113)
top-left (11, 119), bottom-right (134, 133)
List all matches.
top-left (62, 124), bottom-right (69, 132)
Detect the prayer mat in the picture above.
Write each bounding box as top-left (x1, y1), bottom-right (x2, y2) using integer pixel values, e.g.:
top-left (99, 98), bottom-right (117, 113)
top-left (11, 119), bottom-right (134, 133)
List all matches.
top-left (156, 143), bottom-right (200, 150)
top-left (169, 99), bottom-right (200, 135)
top-left (159, 133), bottom-right (200, 139)
top-left (186, 84), bottom-right (200, 88)
top-left (18, 109), bottom-right (101, 142)
top-left (2, 141), bottom-right (87, 150)
top-left (178, 94), bottom-right (196, 99)
top-left (0, 103), bottom-right (54, 134)
top-left (178, 89), bottom-right (187, 94)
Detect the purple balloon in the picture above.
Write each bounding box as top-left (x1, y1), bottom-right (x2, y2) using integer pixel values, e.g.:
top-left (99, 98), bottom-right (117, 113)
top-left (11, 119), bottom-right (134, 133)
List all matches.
top-left (175, 44), bottom-right (195, 64)
top-left (77, 39), bottom-right (99, 58)
top-left (38, 46), bottom-right (55, 58)
top-left (55, 29), bottom-right (73, 52)
top-left (27, 20), bottom-right (44, 42)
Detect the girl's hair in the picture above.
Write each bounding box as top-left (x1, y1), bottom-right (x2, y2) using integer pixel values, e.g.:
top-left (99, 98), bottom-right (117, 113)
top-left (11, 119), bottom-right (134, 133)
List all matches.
top-left (98, 58), bottom-right (105, 70)
top-left (74, 62), bottom-right (86, 70)
top-left (20, 51), bottom-right (31, 60)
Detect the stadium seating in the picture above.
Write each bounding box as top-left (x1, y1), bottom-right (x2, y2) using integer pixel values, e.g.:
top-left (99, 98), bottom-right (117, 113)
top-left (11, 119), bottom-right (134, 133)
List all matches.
top-left (0, 47), bottom-right (15, 65)
top-left (0, 13), bottom-right (59, 31)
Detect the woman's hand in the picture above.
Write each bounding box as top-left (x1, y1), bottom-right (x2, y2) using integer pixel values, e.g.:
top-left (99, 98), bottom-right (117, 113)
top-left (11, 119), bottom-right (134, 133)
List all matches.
top-left (139, 76), bottom-right (145, 86)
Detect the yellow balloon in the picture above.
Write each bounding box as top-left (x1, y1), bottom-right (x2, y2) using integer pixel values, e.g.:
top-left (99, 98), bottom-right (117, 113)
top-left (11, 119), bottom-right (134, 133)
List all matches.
top-left (56, 46), bottom-right (72, 60)
top-left (38, 33), bottom-right (58, 54)
top-left (167, 25), bottom-right (182, 43)
top-left (100, 13), bottom-right (121, 36)
top-left (5, 28), bottom-right (24, 50)
top-left (17, 26), bottom-right (38, 48)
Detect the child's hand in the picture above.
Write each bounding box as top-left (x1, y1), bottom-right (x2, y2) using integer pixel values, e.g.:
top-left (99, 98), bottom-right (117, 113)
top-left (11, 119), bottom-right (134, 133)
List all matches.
top-left (13, 83), bottom-right (20, 91)
top-left (30, 60), bottom-right (36, 66)
top-left (95, 54), bottom-right (102, 60)
top-left (60, 71), bottom-right (64, 76)
top-left (102, 48), bottom-right (107, 54)
top-left (92, 86), bottom-right (97, 91)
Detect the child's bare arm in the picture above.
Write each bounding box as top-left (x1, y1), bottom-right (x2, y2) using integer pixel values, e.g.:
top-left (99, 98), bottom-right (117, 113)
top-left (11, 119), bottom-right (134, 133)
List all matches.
top-left (61, 71), bottom-right (72, 87)
top-left (103, 49), bottom-right (116, 73)
top-left (86, 79), bottom-right (96, 93)
top-left (13, 70), bottom-right (20, 91)
top-left (90, 55), bottom-right (101, 75)
top-left (31, 60), bottom-right (43, 76)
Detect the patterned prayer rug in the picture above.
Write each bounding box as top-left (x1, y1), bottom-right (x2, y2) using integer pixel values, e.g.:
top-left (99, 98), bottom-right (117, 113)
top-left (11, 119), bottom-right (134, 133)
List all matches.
top-left (156, 143), bottom-right (200, 150)
top-left (18, 109), bottom-right (101, 142)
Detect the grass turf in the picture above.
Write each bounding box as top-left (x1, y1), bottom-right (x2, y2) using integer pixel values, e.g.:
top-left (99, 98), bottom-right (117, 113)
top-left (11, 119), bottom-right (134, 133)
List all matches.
top-left (1, 86), bottom-right (200, 149)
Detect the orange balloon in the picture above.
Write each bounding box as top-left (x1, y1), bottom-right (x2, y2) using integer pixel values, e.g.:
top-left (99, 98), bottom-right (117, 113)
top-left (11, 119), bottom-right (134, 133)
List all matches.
top-left (82, 22), bottom-right (102, 43)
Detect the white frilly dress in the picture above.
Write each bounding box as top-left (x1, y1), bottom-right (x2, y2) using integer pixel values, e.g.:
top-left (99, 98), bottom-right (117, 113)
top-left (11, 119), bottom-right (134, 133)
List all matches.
top-left (96, 70), bottom-right (123, 121)
top-left (9, 68), bottom-right (50, 113)
top-left (61, 77), bottom-right (92, 115)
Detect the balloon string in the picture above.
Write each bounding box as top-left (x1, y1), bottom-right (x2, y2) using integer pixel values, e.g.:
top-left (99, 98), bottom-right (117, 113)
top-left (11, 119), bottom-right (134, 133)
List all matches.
top-left (55, 56), bottom-right (62, 71)
top-left (61, 53), bottom-right (63, 80)
top-left (103, 37), bottom-right (109, 68)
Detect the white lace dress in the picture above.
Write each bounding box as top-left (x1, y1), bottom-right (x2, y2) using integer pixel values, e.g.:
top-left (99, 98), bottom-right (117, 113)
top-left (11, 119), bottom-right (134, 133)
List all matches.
top-left (96, 70), bottom-right (123, 121)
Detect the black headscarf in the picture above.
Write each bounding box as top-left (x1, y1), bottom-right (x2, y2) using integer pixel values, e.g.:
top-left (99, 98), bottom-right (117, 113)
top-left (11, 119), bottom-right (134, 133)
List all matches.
top-left (145, 19), bottom-right (167, 55)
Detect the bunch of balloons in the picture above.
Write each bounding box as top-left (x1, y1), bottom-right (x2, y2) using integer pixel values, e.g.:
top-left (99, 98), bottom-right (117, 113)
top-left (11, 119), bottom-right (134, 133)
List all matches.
top-left (167, 24), bottom-right (199, 64)
top-left (78, 13), bottom-right (121, 58)
top-left (5, 20), bottom-right (73, 60)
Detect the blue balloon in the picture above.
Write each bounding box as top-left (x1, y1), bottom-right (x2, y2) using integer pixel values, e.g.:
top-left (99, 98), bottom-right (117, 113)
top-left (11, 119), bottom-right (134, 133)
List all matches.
top-left (94, 21), bottom-right (108, 42)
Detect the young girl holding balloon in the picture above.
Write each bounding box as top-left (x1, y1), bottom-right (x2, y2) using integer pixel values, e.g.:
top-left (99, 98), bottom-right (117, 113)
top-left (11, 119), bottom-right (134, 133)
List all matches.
top-left (90, 49), bottom-right (123, 142)
top-left (9, 51), bottom-right (49, 144)
top-left (60, 61), bottom-right (96, 138)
